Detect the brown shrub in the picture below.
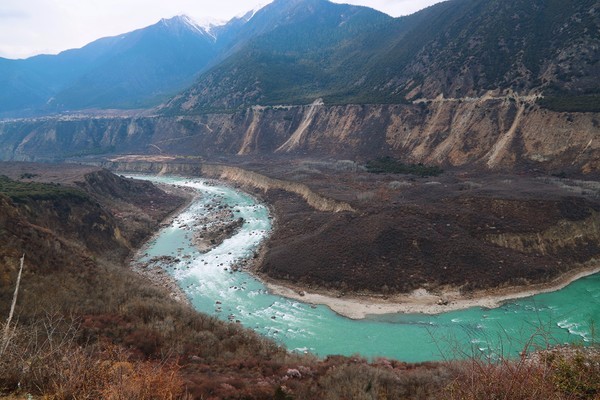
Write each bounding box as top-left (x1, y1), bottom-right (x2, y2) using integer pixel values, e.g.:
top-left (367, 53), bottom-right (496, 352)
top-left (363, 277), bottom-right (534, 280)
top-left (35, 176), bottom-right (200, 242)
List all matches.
top-left (444, 346), bottom-right (600, 400)
top-left (124, 328), bottom-right (164, 358)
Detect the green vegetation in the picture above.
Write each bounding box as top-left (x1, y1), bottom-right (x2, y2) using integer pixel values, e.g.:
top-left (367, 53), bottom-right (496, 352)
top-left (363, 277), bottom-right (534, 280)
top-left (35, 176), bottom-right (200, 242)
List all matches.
top-left (163, 2), bottom-right (413, 114)
top-left (0, 175), bottom-right (88, 202)
top-left (366, 156), bottom-right (444, 177)
top-left (166, 0), bottom-right (600, 114)
top-left (538, 95), bottom-right (600, 113)
top-left (4, 0), bottom-right (598, 116)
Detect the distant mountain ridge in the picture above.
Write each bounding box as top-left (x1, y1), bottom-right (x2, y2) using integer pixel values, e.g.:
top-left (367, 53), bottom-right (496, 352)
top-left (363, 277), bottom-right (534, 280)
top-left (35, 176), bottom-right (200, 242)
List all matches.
top-left (163, 0), bottom-right (397, 113)
top-left (0, 15), bottom-right (219, 116)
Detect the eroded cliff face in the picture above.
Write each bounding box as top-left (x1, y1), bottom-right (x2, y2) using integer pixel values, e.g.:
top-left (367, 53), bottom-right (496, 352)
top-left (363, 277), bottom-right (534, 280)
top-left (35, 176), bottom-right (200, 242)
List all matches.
top-left (200, 164), bottom-right (354, 213)
top-left (486, 211), bottom-right (600, 261)
top-left (97, 158), bottom-right (353, 213)
top-left (100, 158), bottom-right (204, 176)
top-left (0, 98), bottom-right (598, 174)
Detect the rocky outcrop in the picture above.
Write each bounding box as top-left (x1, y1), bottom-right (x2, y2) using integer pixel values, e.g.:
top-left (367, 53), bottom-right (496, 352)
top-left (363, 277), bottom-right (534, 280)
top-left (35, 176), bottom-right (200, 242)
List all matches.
top-left (0, 98), bottom-right (598, 174)
top-left (98, 157), bottom-right (204, 176)
top-left (485, 212), bottom-right (600, 260)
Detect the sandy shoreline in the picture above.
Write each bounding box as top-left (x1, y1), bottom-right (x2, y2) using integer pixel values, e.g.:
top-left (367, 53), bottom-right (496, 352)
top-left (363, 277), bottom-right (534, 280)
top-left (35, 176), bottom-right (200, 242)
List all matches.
top-left (257, 261), bottom-right (600, 319)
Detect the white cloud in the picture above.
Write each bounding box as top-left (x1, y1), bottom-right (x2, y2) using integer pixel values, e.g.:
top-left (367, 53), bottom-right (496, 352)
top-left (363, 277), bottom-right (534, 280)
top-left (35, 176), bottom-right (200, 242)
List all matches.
top-left (0, 0), bottom-right (445, 59)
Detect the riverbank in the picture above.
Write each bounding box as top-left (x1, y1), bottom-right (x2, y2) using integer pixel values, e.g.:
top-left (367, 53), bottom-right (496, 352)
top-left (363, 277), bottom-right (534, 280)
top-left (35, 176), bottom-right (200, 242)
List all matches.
top-left (129, 181), bottom-right (197, 306)
top-left (152, 178), bottom-right (600, 321)
top-left (121, 174), bottom-right (599, 363)
top-left (149, 177), bottom-right (600, 319)
top-left (128, 176), bottom-right (273, 309)
top-left (257, 260), bottom-right (600, 319)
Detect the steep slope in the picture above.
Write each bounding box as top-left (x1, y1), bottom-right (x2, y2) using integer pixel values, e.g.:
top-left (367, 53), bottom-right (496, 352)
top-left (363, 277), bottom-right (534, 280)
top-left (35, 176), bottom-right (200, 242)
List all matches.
top-left (0, 38), bottom-right (123, 115)
top-left (4, 0), bottom-right (598, 116)
top-left (2, 99), bottom-right (598, 174)
top-left (52, 16), bottom-right (218, 110)
top-left (0, 0), bottom-right (598, 174)
top-left (381, 0), bottom-right (600, 101)
top-left (165, 0), bottom-right (600, 114)
top-left (0, 16), bottom-right (217, 115)
top-left (163, 0), bottom-right (396, 112)
top-left (0, 164), bottom-right (187, 263)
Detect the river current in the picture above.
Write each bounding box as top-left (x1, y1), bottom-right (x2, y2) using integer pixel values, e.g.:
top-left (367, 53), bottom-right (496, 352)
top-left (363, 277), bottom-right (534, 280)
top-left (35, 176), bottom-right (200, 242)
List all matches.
top-left (132, 175), bottom-right (600, 362)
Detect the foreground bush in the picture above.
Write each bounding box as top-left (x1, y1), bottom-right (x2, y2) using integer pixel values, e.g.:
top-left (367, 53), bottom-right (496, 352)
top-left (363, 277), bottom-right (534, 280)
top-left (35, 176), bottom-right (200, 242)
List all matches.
top-left (0, 316), bottom-right (187, 399)
top-left (444, 345), bottom-right (600, 399)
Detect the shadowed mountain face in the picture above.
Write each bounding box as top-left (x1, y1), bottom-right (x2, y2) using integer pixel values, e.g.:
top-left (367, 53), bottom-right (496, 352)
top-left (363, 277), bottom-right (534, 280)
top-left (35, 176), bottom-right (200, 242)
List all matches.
top-left (0, 0), bottom-right (393, 116)
top-left (49, 17), bottom-right (219, 110)
top-left (163, 0), bottom-right (397, 112)
top-left (387, 0), bottom-right (600, 100)
top-left (164, 0), bottom-right (600, 114)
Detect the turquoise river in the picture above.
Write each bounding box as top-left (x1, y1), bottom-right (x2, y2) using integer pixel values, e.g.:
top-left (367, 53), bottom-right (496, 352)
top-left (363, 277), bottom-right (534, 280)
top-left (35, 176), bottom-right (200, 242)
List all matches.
top-left (132, 175), bottom-right (600, 362)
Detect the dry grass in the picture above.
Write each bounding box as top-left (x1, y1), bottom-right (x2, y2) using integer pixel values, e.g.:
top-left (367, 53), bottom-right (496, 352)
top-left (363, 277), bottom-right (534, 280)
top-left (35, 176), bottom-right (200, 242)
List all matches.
top-left (444, 345), bottom-right (600, 399)
top-left (2, 248), bottom-right (595, 399)
top-left (0, 315), bottom-right (188, 399)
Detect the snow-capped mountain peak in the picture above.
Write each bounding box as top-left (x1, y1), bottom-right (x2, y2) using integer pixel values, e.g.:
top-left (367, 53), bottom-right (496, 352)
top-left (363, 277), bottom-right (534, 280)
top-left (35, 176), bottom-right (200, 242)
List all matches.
top-left (195, 16), bottom-right (227, 31)
top-left (195, 16), bottom-right (227, 40)
top-left (235, 3), bottom-right (269, 22)
top-left (159, 15), bottom-right (224, 41)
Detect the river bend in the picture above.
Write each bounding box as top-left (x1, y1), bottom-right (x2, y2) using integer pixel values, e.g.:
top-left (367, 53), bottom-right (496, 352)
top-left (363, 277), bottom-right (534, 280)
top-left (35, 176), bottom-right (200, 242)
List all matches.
top-left (132, 175), bottom-right (600, 362)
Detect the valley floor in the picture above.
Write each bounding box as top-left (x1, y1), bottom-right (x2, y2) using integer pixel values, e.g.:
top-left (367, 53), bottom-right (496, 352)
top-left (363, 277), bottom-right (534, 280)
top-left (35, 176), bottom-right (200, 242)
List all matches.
top-left (99, 155), bottom-right (600, 307)
top-left (1, 160), bottom-right (599, 399)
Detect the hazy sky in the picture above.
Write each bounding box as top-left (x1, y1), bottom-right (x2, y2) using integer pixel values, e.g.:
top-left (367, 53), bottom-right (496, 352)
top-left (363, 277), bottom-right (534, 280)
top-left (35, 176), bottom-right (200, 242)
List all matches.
top-left (0, 0), bottom-right (445, 59)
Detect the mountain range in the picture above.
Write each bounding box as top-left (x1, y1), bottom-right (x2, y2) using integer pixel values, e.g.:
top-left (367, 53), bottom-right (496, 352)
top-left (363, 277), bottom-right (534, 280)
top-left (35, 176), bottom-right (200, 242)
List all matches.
top-left (0, 15), bottom-right (223, 115)
top-left (168, 0), bottom-right (600, 114)
top-left (1, 0), bottom-right (599, 118)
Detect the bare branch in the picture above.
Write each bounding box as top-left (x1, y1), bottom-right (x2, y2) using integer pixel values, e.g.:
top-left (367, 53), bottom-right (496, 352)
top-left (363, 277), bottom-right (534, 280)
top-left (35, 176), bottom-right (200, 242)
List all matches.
top-left (1, 254), bottom-right (25, 355)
